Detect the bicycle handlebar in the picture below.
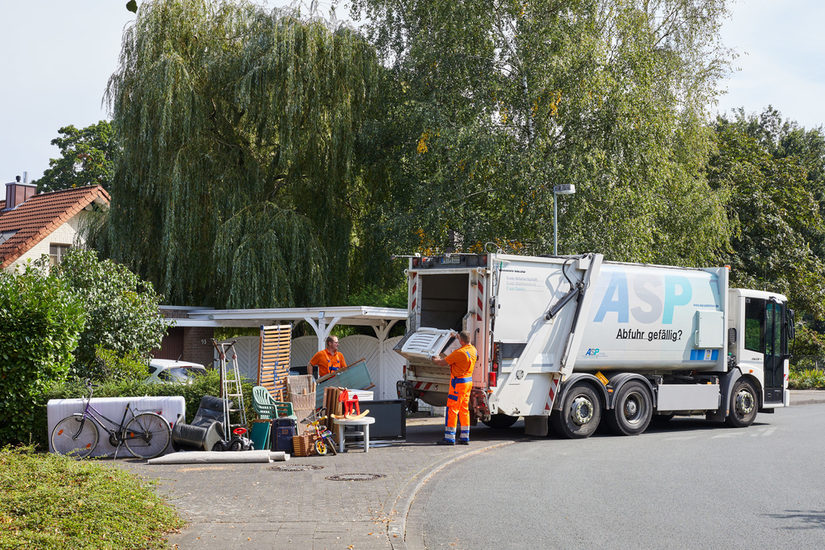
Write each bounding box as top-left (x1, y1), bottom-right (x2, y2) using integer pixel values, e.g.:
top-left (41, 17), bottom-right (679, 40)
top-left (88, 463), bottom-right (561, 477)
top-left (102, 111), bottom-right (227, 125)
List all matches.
top-left (84, 378), bottom-right (100, 399)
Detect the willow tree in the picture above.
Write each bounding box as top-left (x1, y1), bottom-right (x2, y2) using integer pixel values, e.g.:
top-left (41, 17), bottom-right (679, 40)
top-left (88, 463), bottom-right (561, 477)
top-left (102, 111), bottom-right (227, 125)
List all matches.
top-left (351, 0), bottom-right (733, 270)
top-left (106, 0), bottom-right (378, 307)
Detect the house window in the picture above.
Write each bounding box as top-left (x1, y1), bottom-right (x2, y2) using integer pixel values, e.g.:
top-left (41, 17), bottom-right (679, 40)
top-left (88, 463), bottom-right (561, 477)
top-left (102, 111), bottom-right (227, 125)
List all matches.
top-left (0, 230), bottom-right (17, 245)
top-left (49, 244), bottom-right (71, 266)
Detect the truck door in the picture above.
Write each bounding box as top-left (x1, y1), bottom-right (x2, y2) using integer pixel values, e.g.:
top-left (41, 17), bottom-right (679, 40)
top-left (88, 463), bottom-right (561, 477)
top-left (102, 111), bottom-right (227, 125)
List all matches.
top-left (744, 297), bottom-right (785, 404)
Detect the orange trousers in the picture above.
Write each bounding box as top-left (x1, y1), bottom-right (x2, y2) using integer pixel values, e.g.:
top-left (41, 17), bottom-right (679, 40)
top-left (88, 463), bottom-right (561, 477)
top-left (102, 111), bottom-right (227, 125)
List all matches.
top-left (444, 377), bottom-right (472, 442)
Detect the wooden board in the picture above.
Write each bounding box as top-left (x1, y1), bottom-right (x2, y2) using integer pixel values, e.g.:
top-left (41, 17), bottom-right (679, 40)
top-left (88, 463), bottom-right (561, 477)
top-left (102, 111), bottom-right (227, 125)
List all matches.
top-left (258, 325), bottom-right (292, 400)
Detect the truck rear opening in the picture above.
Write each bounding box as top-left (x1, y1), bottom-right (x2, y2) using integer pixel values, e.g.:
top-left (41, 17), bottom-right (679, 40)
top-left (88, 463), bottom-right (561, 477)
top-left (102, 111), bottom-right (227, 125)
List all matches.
top-left (419, 273), bottom-right (469, 330)
top-left (395, 255), bottom-right (492, 410)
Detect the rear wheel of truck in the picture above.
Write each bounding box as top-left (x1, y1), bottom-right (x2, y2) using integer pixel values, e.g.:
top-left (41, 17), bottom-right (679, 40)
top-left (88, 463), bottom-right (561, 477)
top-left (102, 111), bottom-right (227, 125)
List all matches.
top-left (551, 384), bottom-right (601, 439)
top-left (726, 378), bottom-right (758, 428)
top-left (482, 414), bottom-right (519, 429)
top-left (606, 381), bottom-right (653, 436)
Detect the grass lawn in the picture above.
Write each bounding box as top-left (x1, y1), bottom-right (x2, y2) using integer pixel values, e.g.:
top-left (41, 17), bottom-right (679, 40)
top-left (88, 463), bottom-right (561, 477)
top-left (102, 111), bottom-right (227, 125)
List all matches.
top-left (0, 446), bottom-right (183, 549)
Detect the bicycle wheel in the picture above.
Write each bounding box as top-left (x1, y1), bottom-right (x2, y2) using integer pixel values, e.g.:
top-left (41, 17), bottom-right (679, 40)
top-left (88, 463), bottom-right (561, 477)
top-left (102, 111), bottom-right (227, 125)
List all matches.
top-left (51, 414), bottom-right (98, 458)
top-left (124, 413), bottom-right (171, 459)
top-left (314, 438), bottom-right (327, 456)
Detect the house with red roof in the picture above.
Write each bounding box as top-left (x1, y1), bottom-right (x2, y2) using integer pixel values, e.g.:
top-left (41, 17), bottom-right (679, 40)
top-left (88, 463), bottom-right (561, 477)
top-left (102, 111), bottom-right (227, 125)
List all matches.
top-left (0, 177), bottom-right (110, 271)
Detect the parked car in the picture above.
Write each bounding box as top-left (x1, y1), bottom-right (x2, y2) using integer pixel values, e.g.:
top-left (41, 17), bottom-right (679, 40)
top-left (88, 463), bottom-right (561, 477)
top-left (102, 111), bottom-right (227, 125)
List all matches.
top-left (146, 359), bottom-right (207, 384)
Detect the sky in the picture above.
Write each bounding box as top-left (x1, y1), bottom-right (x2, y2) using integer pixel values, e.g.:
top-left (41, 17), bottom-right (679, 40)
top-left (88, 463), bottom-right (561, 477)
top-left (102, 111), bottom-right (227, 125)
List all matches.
top-left (1, 0), bottom-right (824, 184)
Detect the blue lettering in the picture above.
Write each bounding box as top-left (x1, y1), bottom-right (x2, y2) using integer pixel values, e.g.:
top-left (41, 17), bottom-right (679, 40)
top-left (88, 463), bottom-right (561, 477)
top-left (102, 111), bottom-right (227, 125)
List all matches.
top-left (663, 276), bottom-right (692, 324)
top-left (594, 272), bottom-right (628, 323)
top-left (631, 276), bottom-right (662, 323)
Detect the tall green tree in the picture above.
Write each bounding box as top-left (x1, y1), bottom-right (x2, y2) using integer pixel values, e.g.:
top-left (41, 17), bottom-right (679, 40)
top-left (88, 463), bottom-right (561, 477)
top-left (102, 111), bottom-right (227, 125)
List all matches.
top-left (105, 0), bottom-right (379, 308)
top-left (32, 121), bottom-right (117, 193)
top-left (708, 108), bottom-right (825, 318)
top-left (350, 0), bottom-right (732, 280)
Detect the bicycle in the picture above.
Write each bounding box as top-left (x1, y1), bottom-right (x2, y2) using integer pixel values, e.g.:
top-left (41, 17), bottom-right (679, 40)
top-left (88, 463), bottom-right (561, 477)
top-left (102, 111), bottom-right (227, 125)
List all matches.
top-left (51, 380), bottom-right (171, 459)
top-left (301, 408), bottom-right (337, 456)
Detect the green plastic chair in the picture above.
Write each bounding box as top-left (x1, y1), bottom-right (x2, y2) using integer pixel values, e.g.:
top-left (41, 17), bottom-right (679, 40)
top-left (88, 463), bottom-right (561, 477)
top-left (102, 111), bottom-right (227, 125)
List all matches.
top-left (252, 386), bottom-right (298, 422)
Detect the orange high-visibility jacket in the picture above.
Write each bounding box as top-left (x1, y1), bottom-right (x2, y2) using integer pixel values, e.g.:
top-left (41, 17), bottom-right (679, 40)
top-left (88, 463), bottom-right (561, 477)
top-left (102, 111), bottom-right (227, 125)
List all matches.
top-left (445, 344), bottom-right (477, 379)
top-left (310, 349), bottom-right (347, 378)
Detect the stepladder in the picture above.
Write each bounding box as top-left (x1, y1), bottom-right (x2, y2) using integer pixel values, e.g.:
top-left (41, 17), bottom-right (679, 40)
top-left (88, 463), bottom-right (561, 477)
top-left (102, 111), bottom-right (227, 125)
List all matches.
top-left (213, 339), bottom-right (247, 441)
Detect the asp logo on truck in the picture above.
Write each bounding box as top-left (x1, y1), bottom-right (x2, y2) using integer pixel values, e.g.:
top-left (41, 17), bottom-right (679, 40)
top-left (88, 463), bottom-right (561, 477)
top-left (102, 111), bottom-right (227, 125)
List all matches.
top-left (592, 271), bottom-right (694, 325)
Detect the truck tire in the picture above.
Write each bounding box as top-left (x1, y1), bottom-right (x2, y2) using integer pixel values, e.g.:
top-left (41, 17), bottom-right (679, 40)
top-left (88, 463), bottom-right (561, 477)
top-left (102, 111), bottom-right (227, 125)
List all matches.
top-left (726, 378), bottom-right (758, 428)
top-left (482, 413), bottom-right (519, 429)
top-left (550, 383), bottom-right (601, 439)
top-left (606, 381), bottom-right (653, 436)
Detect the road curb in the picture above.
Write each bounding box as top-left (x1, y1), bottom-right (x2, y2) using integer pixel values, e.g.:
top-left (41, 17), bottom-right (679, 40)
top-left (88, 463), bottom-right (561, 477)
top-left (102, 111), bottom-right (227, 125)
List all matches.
top-left (386, 439), bottom-right (518, 550)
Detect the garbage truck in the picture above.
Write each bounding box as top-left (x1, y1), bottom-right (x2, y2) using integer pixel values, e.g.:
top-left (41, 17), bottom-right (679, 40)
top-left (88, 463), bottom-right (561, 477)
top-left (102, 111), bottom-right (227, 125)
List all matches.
top-left (395, 252), bottom-right (794, 438)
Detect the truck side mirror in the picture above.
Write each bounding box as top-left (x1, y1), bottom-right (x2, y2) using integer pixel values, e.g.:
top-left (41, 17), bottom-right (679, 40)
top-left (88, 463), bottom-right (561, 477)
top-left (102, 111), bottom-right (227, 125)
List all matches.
top-left (728, 327), bottom-right (737, 344)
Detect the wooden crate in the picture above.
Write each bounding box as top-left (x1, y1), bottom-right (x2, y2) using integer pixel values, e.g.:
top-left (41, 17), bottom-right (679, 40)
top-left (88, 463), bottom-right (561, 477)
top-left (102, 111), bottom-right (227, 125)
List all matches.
top-left (292, 434), bottom-right (313, 457)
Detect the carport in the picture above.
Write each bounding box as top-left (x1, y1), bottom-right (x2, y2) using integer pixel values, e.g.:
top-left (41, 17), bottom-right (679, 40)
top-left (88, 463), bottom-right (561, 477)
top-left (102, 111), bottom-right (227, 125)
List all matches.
top-left (158, 306), bottom-right (408, 400)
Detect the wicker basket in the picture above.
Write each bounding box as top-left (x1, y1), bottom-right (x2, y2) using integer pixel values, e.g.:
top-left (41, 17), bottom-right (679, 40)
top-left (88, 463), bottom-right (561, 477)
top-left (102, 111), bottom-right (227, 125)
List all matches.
top-left (289, 391), bottom-right (316, 411)
top-left (292, 434), bottom-right (313, 457)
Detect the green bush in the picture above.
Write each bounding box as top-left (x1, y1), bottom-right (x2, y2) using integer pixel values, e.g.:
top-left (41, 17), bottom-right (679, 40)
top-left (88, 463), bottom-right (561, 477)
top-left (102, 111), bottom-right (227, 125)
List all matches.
top-left (0, 260), bottom-right (85, 445)
top-left (94, 346), bottom-right (150, 382)
top-left (789, 367), bottom-right (825, 389)
top-left (790, 324), bottom-right (825, 370)
top-left (53, 248), bottom-right (167, 379)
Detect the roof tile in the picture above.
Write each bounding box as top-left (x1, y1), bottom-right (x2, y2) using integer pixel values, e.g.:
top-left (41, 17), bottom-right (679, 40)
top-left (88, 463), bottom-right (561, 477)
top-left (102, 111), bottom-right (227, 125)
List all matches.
top-left (0, 186), bottom-right (110, 269)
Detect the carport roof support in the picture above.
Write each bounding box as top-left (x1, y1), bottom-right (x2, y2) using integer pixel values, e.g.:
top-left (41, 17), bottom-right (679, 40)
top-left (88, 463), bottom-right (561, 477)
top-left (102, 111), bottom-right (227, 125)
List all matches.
top-left (160, 305), bottom-right (407, 350)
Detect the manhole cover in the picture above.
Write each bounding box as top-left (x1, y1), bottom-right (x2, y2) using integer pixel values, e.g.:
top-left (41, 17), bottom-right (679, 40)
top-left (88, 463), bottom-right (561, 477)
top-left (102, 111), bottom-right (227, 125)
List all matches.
top-left (269, 464), bottom-right (324, 472)
top-left (325, 473), bottom-right (386, 482)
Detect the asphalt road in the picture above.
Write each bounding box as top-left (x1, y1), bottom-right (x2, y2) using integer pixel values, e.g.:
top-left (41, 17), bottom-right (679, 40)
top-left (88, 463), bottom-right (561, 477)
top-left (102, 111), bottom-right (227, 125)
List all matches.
top-left (408, 405), bottom-right (825, 549)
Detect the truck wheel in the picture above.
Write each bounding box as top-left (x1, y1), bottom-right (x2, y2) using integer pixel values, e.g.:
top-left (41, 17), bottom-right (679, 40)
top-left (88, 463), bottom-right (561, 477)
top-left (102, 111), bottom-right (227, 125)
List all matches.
top-left (606, 381), bottom-right (653, 436)
top-left (482, 413), bottom-right (519, 429)
top-left (726, 378), bottom-right (758, 427)
top-left (550, 384), bottom-right (601, 439)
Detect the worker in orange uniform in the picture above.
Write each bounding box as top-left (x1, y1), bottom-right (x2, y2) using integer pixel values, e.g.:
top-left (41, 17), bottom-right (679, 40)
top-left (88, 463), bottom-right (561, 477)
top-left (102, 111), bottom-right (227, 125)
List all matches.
top-left (309, 336), bottom-right (347, 379)
top-left (431, 330), bottom-right (477, 445)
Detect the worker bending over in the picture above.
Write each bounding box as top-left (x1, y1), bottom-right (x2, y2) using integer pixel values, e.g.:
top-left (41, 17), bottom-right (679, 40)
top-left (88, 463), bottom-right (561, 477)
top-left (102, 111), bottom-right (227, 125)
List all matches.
top-left (432, 331), bottom-right (477, 445)
top-left (309, 336), bottom-right (347, 379)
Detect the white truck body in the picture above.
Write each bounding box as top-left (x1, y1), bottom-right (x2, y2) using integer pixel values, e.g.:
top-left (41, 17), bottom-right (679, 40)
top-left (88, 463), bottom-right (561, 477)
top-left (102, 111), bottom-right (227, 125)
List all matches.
top-left (396, 253), bottom-right (792, 437)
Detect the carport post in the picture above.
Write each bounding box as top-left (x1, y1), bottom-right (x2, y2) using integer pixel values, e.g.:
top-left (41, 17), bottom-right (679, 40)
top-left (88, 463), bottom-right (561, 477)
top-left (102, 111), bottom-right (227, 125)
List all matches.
top-left (304, 312), bottom-right (342, 352)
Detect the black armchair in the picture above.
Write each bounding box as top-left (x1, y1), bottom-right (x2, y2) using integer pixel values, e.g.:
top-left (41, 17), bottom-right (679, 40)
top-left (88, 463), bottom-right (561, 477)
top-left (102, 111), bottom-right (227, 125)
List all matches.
top-left (171, 395), bottom-right (226, 451)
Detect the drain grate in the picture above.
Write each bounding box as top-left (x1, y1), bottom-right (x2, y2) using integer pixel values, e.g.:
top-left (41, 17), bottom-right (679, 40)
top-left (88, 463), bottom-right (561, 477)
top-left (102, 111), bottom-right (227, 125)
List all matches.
top-left (270, 464), bottom-right (324, 472)
top-left (325, 473), bottom-right (386, 482)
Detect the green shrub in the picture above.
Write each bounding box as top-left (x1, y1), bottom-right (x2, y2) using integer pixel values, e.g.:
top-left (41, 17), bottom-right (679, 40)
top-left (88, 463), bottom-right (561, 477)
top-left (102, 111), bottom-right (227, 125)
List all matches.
top-left (0, 260), bottom-right (86, 445)
top-left (789, 367), bottom-right (825, 389)
top-left (0, 446), bottom-right (183, 548)
top-left (790, 324), bottom-right (825, 370)
top-left (94, 347), bottom-right (150, 382)
top-left (53, 248), bottom-right (167, 379)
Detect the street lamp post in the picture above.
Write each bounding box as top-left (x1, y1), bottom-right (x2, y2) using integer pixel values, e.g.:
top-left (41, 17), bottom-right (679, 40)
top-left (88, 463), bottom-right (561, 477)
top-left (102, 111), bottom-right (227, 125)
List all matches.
top-left (553, 184), bottom-right (576, 255)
